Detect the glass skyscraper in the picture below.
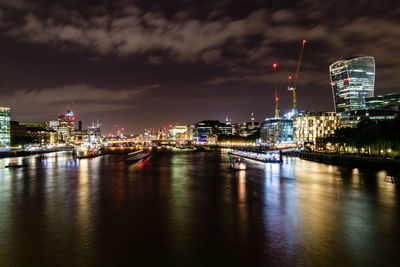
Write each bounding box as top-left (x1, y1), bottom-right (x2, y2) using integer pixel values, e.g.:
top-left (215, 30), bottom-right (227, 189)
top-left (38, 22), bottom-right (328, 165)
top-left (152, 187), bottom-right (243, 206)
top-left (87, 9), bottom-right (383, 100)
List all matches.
top-left (0, 107), bottom-right (11, 147)
top-left (329, 56), bottom-right (375, 113)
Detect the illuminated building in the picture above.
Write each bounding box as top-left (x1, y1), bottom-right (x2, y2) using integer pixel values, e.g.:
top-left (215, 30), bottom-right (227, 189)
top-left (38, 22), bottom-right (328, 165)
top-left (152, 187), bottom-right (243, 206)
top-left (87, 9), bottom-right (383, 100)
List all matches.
top-left (0, 107), bottom-right (11, 147)
top-left (51, 110), bottom-right (76, 143)
top-left (339, 109), bottom-right (399, 128)
top-left (260, 118), bottom-right (293, 146)
top-left (187, 124), bottom-right (196, 140)
top-left (195, 120), bottom-right (232, 143)
top-left (365, 93), bottom-right (400, 110)
top-left (19, 122), bottom-right (58, 145)
top-left (293, 112), bottom-right (339, 149)
top-left (168, 126), bottom-right (187, 140)
top-left (329, 56), bottom-right (375, 113)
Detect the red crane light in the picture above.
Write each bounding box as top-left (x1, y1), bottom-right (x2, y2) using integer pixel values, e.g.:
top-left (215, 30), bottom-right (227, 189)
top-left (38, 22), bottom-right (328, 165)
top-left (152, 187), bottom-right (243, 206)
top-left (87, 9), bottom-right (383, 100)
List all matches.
top-left (273, 63), bottom-right (277, 68)
top-left (303, 40), bottom-right (307, 44)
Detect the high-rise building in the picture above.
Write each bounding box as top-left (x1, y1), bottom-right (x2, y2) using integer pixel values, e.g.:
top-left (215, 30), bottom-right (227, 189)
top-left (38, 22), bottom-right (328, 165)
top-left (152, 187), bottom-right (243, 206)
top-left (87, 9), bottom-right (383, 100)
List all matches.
top-left (0, 107), bottom-right (11, 147)
top-left (52, 110), bottom-right (75, 143)
top-left (329, 56), bottom-right (375, 113)
top-left (293, 112), bottom-right (339, 149)
top-left (260, 118), bottom-right (293, 146)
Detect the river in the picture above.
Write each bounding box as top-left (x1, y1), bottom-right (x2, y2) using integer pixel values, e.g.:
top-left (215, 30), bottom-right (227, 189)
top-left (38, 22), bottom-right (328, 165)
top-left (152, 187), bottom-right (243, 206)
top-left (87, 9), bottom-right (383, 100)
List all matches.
top-left (0, 149), bottom-right (399, 266)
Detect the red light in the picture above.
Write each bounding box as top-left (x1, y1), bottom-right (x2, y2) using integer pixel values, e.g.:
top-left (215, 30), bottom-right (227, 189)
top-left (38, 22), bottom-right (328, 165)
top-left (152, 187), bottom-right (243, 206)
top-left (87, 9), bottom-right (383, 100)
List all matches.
top-left (122, 128), bottom-right (125, 131)
top-left (303, 40), bottom-right (307, 44)
top-left (276, 97), bottom-right (279, 101)
top-left (288, 76), bottom-right (292, 79)
top-left (169, 124), bottom-right (172, 128)
top-left (273, 63), bottom-right (277, 68)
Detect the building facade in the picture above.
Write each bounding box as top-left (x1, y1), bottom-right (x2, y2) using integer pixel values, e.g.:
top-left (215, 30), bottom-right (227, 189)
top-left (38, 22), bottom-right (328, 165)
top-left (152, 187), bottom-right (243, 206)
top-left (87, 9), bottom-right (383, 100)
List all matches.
top-left (339, 109), bottom-right (399, 128)
top-left (20, 122), bottom-right (58, 145)
top-left (168, 125), bottom-right (188, 140)
top-left (329, 56), bottom-right (375, 113)
top-left (293, 112), bottom-right (339, 149)
top-left (260, 118), bottom-right (293, 146)
top-left (195, 120), bottom-right (232, 143)
top-left (52, 110), bottom-right (76, 143)
top-left (0, 107), bottom-right (11, 147)
top-left (365, 93), bottom-right (400, 110)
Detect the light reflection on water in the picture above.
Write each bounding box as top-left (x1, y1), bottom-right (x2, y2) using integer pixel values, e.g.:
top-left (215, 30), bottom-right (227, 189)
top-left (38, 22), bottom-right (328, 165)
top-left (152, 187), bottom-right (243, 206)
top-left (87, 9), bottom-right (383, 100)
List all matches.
top-left (0, 150), bottom-right (399, 266)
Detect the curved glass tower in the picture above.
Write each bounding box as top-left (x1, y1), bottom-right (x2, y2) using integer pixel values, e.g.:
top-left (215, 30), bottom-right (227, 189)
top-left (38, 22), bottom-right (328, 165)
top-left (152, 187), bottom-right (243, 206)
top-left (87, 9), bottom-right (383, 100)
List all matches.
top-left (329, 56), bottom-right (375, 113)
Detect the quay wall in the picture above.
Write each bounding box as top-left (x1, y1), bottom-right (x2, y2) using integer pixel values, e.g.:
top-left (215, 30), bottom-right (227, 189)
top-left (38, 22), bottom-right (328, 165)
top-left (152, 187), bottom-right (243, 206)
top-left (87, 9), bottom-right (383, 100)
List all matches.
top-left (0, 147), bottom-right (73, 159)
top-left (294, 151), bottom-right (400, 171)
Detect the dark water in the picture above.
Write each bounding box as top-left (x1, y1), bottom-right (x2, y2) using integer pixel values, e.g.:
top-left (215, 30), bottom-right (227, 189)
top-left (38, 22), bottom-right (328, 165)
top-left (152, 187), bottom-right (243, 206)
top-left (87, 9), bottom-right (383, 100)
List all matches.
top-left (0, 149), bottom-right (399, 267)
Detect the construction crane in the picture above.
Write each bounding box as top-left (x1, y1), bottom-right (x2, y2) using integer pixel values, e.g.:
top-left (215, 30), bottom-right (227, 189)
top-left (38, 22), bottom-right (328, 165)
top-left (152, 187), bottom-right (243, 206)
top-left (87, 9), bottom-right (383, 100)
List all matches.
top-left (288, 40), bottom-right (306, 111)
top-left (273, 63), bottom-right (279, 117)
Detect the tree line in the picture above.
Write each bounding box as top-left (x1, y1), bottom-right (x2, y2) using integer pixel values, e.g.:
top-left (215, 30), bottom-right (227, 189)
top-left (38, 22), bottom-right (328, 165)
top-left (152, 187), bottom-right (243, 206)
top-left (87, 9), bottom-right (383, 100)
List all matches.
top-left (327, 117), bottom-right (400, 156)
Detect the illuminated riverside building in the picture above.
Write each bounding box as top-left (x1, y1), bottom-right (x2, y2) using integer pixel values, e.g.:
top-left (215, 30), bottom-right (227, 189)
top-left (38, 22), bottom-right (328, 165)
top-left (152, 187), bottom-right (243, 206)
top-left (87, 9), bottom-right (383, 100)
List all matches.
top-left (195, 120), bottom-right (232, 143)
top-left (168, 125), bottom-right (187, 140)
top-left (50, 110), bottom-right (75, 143)
top-left (19, 122), bottom-right (58, 145)
top-left (0, 107), bottom-right (11, 147)
top-left (339, 109), bottom-right (399, 128)
top-left (365, 93), bottom-right (400, 110)
top-left (329, 56), bottom-right (375, 113)
top-left (293, 112), bottom-right (339, 149)
top-left (260, 118), bottom-right (293, 146)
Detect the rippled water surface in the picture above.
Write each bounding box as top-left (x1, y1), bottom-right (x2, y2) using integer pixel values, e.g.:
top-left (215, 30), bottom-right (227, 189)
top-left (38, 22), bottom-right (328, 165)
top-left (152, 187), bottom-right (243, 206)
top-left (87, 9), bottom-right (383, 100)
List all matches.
top-left (0, 149), bottom-right (399, 266)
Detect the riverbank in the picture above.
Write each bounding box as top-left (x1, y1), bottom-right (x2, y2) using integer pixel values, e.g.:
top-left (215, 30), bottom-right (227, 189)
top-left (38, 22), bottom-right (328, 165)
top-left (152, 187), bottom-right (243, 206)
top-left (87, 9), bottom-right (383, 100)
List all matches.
top-left (294, 151), bottom-right (400, 171)
top-left (0, 147), bottom-right (74, 158)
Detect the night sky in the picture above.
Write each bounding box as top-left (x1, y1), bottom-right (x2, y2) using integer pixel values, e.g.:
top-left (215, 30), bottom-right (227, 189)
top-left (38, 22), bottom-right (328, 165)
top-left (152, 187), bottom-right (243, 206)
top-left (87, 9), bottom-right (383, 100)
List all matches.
top-left (0, 0), bottom-right (399, 134)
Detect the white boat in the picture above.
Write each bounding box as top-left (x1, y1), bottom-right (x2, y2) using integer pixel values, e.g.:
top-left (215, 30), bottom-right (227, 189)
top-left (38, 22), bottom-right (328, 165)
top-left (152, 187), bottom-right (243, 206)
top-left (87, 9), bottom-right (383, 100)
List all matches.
top-left (230, 157), bottom-right (246, 170)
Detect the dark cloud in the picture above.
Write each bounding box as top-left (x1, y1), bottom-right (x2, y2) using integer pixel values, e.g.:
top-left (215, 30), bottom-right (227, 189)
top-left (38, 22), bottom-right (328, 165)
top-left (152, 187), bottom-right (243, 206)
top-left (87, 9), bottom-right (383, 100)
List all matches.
top-left (1, 84), bottom-right (156, 118)
top-left (0, 0), bottom-right (399, 133)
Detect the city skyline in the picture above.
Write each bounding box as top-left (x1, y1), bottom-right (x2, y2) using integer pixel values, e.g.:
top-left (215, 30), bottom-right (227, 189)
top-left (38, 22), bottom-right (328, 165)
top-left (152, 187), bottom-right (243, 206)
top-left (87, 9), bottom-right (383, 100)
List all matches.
top-left (0, 0), bottom-right (399, 133)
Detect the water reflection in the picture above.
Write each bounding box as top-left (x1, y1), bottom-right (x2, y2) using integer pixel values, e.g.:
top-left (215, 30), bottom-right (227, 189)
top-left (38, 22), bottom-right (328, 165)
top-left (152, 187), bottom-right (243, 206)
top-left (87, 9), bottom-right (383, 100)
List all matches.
top-left (0, 151), bottom-right (399, 266)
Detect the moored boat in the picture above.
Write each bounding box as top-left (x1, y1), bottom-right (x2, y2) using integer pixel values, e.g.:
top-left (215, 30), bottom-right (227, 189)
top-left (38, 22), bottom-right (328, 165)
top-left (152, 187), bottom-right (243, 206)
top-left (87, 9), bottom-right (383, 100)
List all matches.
top-left (73, 122), bottom-right (107, 159)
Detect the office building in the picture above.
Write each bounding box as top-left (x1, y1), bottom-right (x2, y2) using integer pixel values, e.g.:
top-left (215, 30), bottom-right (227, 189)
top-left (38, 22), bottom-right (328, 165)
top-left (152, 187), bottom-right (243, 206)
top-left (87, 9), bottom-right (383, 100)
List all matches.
top-left (260, 118), bottom-right (293, 146)
top-left (168, 125), bottom-right (188, 140)
top-left (51, 110), bottom-right (76, 143)
top-left (365, 93), bottom-right (400, 110)
top-left (339, 109), bottom-right (399, 128)
top-left (20, 122), bottom-right (58, 145)
top-left (293, 112), bottom-right (339, 149)
top-left (329, 56), bottom-right (375, 113)
top-left (195, 120), bottom-right (232, 143)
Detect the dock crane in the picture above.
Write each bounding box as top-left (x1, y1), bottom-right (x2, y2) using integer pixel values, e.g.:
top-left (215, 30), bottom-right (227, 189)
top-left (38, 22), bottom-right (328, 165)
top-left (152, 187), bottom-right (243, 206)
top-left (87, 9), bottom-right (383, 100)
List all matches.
top-left (273, 63), bottom-right (279, 117)
top-left (288, 40), bottom-right (306, 112)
